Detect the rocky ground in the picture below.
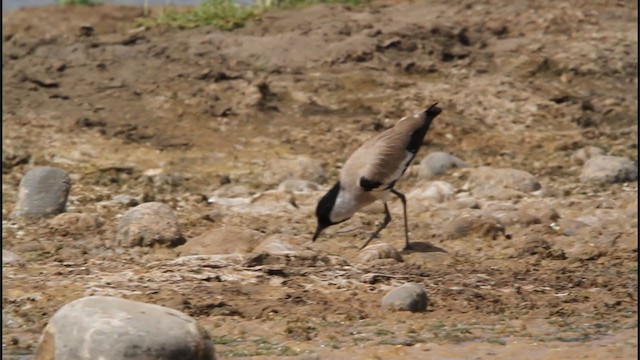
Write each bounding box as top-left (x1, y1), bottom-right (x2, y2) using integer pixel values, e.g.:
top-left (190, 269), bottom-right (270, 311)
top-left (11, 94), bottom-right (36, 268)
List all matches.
top-left (2, 0), bottom-right (638, 359)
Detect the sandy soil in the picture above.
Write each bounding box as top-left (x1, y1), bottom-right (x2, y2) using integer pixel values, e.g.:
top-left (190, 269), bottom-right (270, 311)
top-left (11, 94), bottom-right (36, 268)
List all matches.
top-left (2, 1), bottom-right (638, 359)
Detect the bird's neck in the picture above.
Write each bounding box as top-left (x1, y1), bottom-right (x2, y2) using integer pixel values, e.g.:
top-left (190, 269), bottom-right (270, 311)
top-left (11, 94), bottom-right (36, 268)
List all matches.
top-left (330, 189), bottom-right (359, 224)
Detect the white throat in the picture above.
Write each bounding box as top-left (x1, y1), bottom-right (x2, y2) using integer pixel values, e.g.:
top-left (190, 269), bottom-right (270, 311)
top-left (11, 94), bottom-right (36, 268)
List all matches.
top-left (330, 189), bottom-right (359, 223)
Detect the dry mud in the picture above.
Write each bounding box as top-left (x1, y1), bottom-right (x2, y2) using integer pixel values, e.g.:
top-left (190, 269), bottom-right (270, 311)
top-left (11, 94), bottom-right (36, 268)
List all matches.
top-left (2, 0), bottom-right (638, 359)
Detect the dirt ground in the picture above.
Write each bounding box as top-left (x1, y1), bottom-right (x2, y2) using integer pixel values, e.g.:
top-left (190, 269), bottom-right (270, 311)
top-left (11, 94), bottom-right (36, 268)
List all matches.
top-left (2, 0), bottom-right (638, 359)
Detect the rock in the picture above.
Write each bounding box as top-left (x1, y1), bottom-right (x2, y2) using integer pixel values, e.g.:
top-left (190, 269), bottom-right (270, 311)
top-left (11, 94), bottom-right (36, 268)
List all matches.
top-left (408, 181), bottom-right (456, 205)
top-left (176, 226), bottom-right (263, 255)
top-left (579, 155), bottom-right (638, 183)
top-left (464, 167), bottom-right (541, 198)
top-left (112, 194), bottom-right (140, 207)
top-left (404, 251), bottom-right (454, 269)
top-left (264, 155), bottom-right (326, 185)
top-left (49, 213), bottom-right (103, 233)
top-left (277, 178), bottom-right (320, 192)
top-left (252, 234), bottom-right (302, 255)
top-left (517, 202), bottom-right (560, 223)
top-left (554, 218), bottom-right (590, 236)
top-left (418, 152), bottom-right (467, 179)
top-left (2, 249), bottom-right (21, 265)
top-left (34, 296), bottom-right (216, 360)
top-left (116, 202), bottom-right (185, 248)
top-left (442, 211), bottom-right (506, 240)
top-left (484, 203), bottom-right (541, 228)
top-left (381, 283), bottom-right (428, 312)
top-left (449, 193), bottom-right (480, 210)
top-left (356, 243), bottom-right (403, 263)
top-left (12, 166), bottom-right (71, 218)
top-left (571, 146), bottom-right (605, 165)
top-left (626, 198), bottom-right (638, 218)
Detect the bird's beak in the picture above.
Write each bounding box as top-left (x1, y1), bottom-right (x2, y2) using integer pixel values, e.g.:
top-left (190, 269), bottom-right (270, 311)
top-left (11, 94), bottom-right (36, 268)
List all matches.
top-left (312, 225), bottom-right (325, 242)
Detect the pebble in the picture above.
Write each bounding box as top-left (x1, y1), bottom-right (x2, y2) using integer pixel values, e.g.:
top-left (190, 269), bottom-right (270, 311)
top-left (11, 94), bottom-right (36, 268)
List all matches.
top-left (34, 296), bottom-right (216, 360)
top-left (571, 146), bottom-right (605, 165)
top-left (579, 155), bottom-right (638, 183)
top-left (442, 211), bottom-right (506, 240)
top-left (356, 243), bottom-right (403, 263)
top-left (381, 283), bottom-right (428, 312)
top-left (48, 212), bottom-right (103, 233)
top-left (517, 201), bottom-right (560, 223)
top-left (116, 202), bottom-right (185, 248)
top-left (418, 151), bottom-right (467, 179)
top-left (449, 193), bottom-right (480, 210)
top-left (2, 249), bottom-right (22, 266)
top-left (408, 181), bottom-right (456, 205)
top-left (464, 167), bottom-right (541, 199)
top-left (404, 251), bottom-right (454, 269)
top-left (252, 234), bottom-right (301, 255)
top-left (277, 178), bottom-right (321, 192)
top-left (264, 155), bottom-right (326, 185)
top-left (12, 166), bottom-right (71, 218)
top-left (176, 225), bottom-right (263, 255)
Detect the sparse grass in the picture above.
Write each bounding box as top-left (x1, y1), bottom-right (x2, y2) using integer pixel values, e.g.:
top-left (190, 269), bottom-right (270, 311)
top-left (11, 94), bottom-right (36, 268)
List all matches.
top-left (137, 0), bottom-right (370, 31)
top-left (222, 338), bottom-right (300, 357)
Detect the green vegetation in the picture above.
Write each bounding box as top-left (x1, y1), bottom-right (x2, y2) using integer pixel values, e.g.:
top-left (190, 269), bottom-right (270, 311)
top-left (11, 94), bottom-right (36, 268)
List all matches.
top-left (57, 0), bottom-right (95, 5)
top-left (138, 0), bottom-right (370, 31)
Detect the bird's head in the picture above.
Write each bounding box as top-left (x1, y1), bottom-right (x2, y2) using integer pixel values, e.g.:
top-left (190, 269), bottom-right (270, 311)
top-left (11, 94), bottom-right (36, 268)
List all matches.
top-left (312, 181), bottom-right (343, 242)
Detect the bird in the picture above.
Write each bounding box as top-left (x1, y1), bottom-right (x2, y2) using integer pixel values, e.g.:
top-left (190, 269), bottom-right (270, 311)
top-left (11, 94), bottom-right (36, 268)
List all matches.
top-left (312, 102), bottom-right (442, 250)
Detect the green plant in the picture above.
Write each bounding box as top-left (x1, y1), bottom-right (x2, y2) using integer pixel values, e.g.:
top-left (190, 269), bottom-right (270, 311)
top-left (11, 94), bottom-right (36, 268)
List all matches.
top-left (138, 0), bottom-right (370, 31)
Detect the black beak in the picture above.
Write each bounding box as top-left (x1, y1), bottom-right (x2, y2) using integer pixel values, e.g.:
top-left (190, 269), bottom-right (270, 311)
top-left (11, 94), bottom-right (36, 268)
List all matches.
top-left (312, 225), bottom-right (325, 242)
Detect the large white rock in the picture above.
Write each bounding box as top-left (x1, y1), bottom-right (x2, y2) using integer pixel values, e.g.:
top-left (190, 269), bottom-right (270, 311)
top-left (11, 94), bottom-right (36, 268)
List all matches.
top-left (579, 155), bottom-right (638, 183)
top-left (35, 296), bottom-right (216, 360)
top-left (117, 202), bottom-right (185, 248)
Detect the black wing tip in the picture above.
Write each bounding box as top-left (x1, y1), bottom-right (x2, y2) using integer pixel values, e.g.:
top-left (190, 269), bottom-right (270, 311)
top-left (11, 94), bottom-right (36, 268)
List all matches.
top-left (425, 102), bottom-right (442, 117)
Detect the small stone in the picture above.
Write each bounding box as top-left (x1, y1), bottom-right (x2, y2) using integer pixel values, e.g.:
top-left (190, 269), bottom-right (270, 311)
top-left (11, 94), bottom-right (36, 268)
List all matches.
top-left (464, 167), bottom-right (541, 198)
top-left (408, 181), bottom-right (456, 205)
top-left (418, 152), bottom-right (467, 179)
top-left (442, 211), bottom-right (505, 240)
top-left (252, 234), bottom-right (301, 255)
top-left (34, 296), bottom-right (216, 360)
top-left (2, 250), bottom-right (22, 266)
top-left (449, 193), bottom-right (480, 210)
top-left (484, 203), bottom-right (541, 228)
top-left (556, 218), bottom-right (590, 236)
top-left (13, 166), bottom-right (71, 218)
top-left (277, 178), bottom-right (320, 192)
top-left (404, 251), bottom-right (454, 269)
top-left (264, 155), bottom-right (326, 185)
top-left (571, 146), bottom-right (605, 165)
top-left (176, 226), bottom-right (263, 255)
top-left (381, 283), bottom-right (428, 312)
top-left (517, 202), bottom-right (560, 223)
top-left (580, 155), bottom-right (638, 184)
top-left (112, 194), bottom-right (140, 206)
top-left (357, 243), bottom-right (403, 263)
top-left (116, 202), bottom-right (185, 248)
top-left (49, 213), bottom-right (103, 233)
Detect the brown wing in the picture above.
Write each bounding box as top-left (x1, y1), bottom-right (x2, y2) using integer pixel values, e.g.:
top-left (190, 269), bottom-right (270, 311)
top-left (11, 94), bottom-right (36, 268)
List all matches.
top-left (341, 114), bottom-right (425, 190)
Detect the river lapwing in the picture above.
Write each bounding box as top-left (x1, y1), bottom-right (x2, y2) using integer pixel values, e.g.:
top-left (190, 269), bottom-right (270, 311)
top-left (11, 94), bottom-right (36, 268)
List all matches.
top-left (312, 103), bottom-right (442, 250)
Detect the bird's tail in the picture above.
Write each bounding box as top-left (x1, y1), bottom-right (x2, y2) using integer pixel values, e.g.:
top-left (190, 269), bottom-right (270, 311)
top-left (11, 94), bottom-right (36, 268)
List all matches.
top-left (425, 102), bottom-right (442, 118)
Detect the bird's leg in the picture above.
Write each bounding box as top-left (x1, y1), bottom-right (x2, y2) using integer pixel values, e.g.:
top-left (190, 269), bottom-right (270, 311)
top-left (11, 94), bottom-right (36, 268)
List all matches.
top-left (390, 188), bottom-right (411, 250)
top-left (359, 203), bottom-right (391, 250)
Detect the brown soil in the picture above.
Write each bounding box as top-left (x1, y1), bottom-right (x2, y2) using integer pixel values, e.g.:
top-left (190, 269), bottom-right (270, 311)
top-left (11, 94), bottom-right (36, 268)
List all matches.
top-left (2, 1), bottom-right (638, 359)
